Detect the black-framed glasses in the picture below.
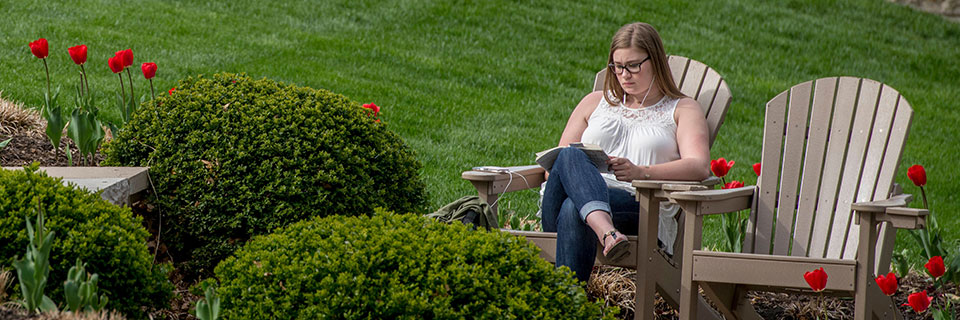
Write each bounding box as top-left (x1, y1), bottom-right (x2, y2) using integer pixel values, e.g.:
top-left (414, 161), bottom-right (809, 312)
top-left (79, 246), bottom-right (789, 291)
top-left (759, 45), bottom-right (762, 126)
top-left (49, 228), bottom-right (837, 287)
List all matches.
top-left (608, 56), bottom-right (650, 75)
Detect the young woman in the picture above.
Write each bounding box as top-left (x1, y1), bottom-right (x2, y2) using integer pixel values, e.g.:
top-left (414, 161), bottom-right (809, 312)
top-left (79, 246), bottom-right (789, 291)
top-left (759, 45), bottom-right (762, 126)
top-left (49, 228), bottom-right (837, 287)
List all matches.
top-left (540, 22), bottom-right (711, 283)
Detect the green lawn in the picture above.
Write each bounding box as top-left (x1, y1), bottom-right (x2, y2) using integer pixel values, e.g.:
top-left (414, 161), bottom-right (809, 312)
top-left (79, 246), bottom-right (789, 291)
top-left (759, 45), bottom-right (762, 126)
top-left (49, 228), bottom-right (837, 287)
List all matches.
top-left (3, 0), bottom-right (958, 267)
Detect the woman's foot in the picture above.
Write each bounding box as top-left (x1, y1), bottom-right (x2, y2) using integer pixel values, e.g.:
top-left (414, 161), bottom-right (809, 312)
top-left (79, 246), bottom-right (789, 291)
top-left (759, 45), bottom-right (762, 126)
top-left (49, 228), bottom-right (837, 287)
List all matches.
top-left (602, 230), bottom-right (629, 262)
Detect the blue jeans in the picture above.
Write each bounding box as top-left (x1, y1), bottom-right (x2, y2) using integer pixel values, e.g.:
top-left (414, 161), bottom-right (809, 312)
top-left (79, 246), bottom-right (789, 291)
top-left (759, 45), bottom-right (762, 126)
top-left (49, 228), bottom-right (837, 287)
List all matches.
top-left (540, 147), bottom-right (639, 283)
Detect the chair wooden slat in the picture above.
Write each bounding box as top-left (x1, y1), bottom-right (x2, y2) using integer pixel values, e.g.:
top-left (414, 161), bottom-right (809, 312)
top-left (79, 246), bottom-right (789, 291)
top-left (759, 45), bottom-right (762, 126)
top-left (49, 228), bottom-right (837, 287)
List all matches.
top-left (752, 91), bottom-right (789, 254)
top-left (697, 68), bottom-right (722, 116)
top-left (827, 79), bottom-right (882, 259)
top-left (669, 56), bottom-right (690, 89)
top-left (791, 77), bottom-right (837, 257)
top-left (706, 81), bottom-right (731, 148)
top-left (679, 61), bottom-right (707, 99)
top-left (593, 69), bottom-right (607, 92)
top-left (875, 96), bottom-right (913, 202)
top-left (809, 77), bottom-right (860, 258)
top-left (772, 81), bottom-right (813, 256)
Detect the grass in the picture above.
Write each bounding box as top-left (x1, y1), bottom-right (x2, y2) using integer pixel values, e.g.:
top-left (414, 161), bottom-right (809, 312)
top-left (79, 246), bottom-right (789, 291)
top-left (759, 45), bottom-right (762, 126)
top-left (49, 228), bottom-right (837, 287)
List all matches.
top-left (2, 0), bottom-right (959, 267)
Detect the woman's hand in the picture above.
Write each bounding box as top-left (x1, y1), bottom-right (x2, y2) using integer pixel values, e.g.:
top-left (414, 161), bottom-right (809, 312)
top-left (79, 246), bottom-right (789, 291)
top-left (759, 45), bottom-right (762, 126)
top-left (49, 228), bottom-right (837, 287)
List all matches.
top-left (608, 156), bottom-right (643, 181)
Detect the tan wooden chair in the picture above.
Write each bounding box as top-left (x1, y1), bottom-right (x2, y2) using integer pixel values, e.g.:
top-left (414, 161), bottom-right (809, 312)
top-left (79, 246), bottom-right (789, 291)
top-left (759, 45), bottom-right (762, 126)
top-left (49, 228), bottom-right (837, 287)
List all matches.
top-left (462, 56), bottom-right (732, 319)
top-left (670, 77), bottom-right (928, 320)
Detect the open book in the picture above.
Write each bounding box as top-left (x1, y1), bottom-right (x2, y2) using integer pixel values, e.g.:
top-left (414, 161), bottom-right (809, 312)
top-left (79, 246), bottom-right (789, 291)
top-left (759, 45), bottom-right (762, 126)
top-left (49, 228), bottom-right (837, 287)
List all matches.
top-left (535, 143), bottom-right (611, 173)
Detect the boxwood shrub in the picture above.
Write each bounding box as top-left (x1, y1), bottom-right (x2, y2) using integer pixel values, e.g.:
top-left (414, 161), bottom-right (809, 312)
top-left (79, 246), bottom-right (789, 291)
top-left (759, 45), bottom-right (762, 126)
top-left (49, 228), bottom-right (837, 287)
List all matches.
top-left (0, 165), bottom-right (172, 318)
top-left (214, 211), bottom-right (615, 319)
top-left (102, 73), bottom-right (427, 276)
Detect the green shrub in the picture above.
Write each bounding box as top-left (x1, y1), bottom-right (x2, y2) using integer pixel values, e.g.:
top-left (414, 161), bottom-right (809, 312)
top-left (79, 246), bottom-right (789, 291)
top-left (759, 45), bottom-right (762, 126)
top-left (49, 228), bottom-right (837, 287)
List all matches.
top-left (102, 73), bottom-right (427, 276)
top-left (0, 165), bottom-right (172, 318)
top-left (214, 211), bottom-right (614, 319)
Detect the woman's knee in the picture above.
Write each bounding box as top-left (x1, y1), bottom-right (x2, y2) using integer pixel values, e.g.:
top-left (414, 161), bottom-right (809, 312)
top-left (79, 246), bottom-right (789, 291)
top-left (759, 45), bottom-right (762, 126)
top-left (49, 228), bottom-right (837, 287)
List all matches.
top-left (557, 147), bottom-right (587, 163)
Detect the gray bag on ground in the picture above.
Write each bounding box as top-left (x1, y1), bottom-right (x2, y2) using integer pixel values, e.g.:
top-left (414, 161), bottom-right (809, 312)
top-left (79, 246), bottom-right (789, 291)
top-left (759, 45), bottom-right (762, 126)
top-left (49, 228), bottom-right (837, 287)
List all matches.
top-left (425, 195), bottom-right (498, 230)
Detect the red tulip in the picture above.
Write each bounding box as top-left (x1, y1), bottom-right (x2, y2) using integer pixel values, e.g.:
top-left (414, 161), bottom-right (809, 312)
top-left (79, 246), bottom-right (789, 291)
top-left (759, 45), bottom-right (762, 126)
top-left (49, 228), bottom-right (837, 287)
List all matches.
top-left (116, 49), bottom-right (133, 68)
top-left (925, 256), bottom-right (945, 279)
top-left (907, 165), bottom-right (926, 187)
top-left (362, 103), bottom-right (380, 117)
top-left (108, 55), bottom-right (124, 73)
top-left (68, 45), bottom-right (87, 65)
top-left (753, 163), bottom-right (761, 176)
top-left (722, 181), bottom-right (744, 189)
top-left (169, 87), bottom-right (176, 95)
top-left (710, 158), bottom-right (735, 178)
top-left (803, 267), bottom-right (827, 292)
top-left (141, 62), bottom-right (157, 79)
top-left (874, 272), bottom-right (897, 296)
top-left (904, 291), bottom-right (931, 313)
top-left (29, 38), bottom-right (49, 59)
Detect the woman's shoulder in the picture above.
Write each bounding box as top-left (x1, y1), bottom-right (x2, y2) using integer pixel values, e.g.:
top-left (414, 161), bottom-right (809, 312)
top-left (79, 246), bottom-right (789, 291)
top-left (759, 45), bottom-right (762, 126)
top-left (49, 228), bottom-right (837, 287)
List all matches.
top-left (581, 90), bottom-right (606, 105)
top-left (674, 97), bottom-right (702, 112)
top-left (672, 96), bottom-right (706, 121)
top-left (572, 91), bottom-right (607, 115)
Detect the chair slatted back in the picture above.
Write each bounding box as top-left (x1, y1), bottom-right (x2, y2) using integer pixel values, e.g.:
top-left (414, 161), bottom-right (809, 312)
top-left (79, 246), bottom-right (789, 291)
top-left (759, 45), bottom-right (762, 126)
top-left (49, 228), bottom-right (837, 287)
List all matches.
top-left (745, 77), bottom-right (913, 262)
top-left (593, 55), bottom-right (731, 147)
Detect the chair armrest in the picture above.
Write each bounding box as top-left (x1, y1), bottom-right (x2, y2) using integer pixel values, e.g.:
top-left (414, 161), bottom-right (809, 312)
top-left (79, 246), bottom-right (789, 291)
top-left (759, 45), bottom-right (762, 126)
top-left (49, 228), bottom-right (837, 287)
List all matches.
top-left (852, 194), bottom-right (928, 229)
top-left (668, 186), bottom-right (755, 216)
top-left (850, 194), bottom-right (912, 212)
top-left (461, 164), bottom-right (545, 195)
top-left (632, 176), bottom-right (722, 191)
top-left (879, 207), bottom-right (929, 229)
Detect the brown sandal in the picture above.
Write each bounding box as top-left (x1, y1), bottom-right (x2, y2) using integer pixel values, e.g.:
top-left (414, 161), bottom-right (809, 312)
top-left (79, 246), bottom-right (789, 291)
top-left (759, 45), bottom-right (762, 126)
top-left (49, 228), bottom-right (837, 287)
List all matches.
top-left (602, 230), bottom-right (629, 262)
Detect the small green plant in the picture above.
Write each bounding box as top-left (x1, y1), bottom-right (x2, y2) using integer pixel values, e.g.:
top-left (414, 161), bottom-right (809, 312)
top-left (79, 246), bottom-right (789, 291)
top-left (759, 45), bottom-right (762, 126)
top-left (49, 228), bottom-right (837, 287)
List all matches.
top-left (0, 138), bottom-right (10, 150)
top-left (12, 203), bottom-right (58, 313)
top-left (194, 281), bottom-right (220, 320)
top-left (63, 258), bottom-right (108, 312)
top-left (498, 198), bottom-right (540, 231)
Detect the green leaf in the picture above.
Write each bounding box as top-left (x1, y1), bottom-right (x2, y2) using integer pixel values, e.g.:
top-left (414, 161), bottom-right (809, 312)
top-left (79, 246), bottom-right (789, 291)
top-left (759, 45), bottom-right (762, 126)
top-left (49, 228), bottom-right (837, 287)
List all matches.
top-left (0, 138), bottom-right (10, 149)
top-left (40, 295), bottom-right (57, 312)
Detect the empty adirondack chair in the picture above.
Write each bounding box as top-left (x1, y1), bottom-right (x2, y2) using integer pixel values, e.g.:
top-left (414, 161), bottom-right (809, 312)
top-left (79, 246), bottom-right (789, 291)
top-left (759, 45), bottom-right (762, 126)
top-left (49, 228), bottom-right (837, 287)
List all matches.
top-left (462, 56), bottom-right (731, 319)
top-left (670, 77), bottom-right (928, 320)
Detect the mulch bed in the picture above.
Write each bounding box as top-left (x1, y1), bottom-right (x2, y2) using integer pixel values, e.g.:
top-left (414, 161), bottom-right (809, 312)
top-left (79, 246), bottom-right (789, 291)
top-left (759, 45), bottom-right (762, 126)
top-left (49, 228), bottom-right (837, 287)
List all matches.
top-left (587, 265), bottom-right (960, 319)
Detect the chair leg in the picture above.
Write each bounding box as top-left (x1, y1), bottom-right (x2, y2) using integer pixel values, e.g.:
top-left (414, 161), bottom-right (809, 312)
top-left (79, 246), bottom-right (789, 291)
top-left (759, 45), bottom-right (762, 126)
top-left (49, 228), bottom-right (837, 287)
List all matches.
top-left (635, 189), bottom-right (661, 320)
top-left (865, 279), bottom-right (903, 320)
top-left (678, 206), bottom-right (702, 320)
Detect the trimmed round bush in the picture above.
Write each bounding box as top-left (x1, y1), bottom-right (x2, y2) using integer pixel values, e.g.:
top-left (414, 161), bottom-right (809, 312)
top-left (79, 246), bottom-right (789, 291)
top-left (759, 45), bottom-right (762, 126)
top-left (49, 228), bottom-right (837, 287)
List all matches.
top-left (214, 211), bottom-right (615, 319)
top-left (0, 165), bottom-right (172, 318)
top-left (102, 73), bottom-right (427, 276)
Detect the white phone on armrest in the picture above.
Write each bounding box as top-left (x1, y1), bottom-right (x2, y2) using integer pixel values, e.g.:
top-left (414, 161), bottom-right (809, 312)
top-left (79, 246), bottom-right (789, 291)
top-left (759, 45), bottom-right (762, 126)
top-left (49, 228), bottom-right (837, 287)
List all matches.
top-left (472, 166), bottom-right (511, 173)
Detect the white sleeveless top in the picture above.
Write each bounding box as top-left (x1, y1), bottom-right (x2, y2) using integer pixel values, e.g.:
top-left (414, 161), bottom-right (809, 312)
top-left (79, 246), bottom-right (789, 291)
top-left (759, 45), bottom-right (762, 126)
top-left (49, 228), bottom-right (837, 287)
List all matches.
top-left (581, 94), bottom-right (682, 254)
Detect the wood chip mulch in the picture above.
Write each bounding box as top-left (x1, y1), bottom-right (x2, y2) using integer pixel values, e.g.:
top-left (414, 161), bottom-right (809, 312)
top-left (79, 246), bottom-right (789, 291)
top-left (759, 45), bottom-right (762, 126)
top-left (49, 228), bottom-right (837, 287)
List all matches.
top-left (588, 266), bottom-right (960, 319)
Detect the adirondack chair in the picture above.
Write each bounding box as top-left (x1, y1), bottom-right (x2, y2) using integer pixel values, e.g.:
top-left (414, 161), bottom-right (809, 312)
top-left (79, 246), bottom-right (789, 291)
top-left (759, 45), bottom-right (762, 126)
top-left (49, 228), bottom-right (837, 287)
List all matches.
top-left (670, 77), bottom-right (929, 320)
top-left (461, 56), bottom-right (732, 319)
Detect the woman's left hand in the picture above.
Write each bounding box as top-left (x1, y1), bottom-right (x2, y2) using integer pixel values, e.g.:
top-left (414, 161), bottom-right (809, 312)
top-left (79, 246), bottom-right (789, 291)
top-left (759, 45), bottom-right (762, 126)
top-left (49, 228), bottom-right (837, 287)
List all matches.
top-left (608, 156), bottom-right (641, 181)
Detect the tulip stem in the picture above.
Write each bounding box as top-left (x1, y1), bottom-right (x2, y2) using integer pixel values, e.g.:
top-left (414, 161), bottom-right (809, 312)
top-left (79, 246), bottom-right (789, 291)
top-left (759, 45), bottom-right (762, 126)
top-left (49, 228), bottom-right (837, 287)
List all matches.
top-left (149, 79), bottom-right (156, 103)
top-left (80, 64), bottom-right (90, 97)
top-left (920, 186), bottom-right (928, 210)
top-left (42, 58), bottom-right (51, 96)
top-left (118, 73), bottom-right (126, 122)
top-left (126, 68), bottom-right (135, 117)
